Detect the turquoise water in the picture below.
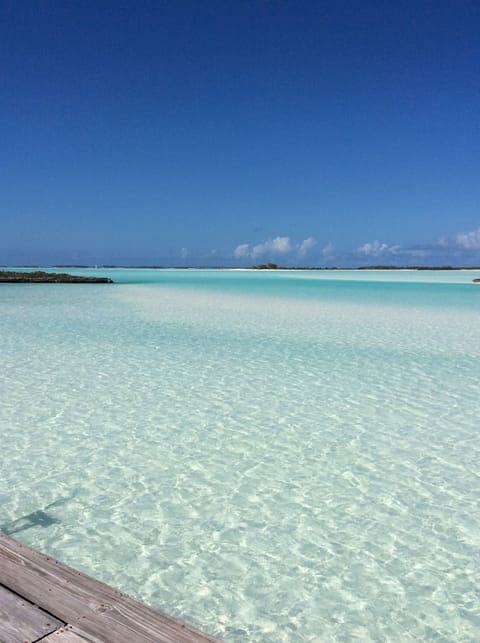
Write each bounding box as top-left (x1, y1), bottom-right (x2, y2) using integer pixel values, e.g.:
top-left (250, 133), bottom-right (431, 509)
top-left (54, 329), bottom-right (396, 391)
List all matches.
top-left (1, 270), bottom-right (479, 641)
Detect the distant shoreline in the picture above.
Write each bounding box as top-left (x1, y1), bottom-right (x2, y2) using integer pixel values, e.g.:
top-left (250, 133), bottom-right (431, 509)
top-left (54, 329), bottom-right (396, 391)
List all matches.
top-left (2, 265), bottom-right (480, 271)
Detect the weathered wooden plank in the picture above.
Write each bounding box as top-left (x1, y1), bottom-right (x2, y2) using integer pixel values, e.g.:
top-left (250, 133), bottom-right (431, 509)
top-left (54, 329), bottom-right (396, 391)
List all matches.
top-left (0, 584), bottom-right (64, 643)
top-left (43, 623), bottom-right (123, 643)
top-left (48, 624), bottom-right (106, 643)
top-left (43, 625), bottom-right (95, 641)
top-left (0, 534), bottom-right (220, 643)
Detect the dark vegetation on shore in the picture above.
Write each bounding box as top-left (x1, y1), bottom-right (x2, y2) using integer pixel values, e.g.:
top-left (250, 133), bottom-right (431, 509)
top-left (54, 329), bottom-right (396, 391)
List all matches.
top-left (0, 271), bottom-right (114, 283)
top-left (252, 263), bottom-right (280, 270)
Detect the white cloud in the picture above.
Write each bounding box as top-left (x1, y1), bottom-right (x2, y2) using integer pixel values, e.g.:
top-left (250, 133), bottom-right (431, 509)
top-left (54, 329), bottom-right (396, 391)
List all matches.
top-left (456, 227), bottom-right (480, 250)
top-left (234, 243), bottom-right (250, 258)
top-left (180, 247), bottom-right (189, 259)
top-left (235, 235), bottom-right (318, 262)
top-left (298, 237), bottom-right (317, 257)
top-left (322, 242), bottom-right (335, 261)
top-left (357, 240), bottom-right (401, 257)
top-left (251, 236), bottom-right (292, 259)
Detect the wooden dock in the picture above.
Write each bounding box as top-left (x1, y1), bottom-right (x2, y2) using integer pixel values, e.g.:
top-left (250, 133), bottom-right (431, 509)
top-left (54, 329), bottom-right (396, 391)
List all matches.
top-left (0, 533), bottom-right (220, 642)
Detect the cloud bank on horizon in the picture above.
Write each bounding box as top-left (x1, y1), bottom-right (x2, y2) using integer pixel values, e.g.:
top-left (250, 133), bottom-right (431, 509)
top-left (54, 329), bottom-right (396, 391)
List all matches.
top-left (232, 226), bottom-right (480, 266)
top-left (357, 226), bottom-right (480, 260)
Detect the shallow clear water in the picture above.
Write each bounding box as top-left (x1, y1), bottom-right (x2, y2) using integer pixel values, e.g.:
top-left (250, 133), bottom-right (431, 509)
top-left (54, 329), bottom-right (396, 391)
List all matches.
top-left (1, 270), bottom-right (480, 641)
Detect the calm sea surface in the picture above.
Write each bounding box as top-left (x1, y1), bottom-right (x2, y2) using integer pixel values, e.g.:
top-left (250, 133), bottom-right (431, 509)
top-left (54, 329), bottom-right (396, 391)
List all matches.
top-left (1, 269), bottom-right (479, 641)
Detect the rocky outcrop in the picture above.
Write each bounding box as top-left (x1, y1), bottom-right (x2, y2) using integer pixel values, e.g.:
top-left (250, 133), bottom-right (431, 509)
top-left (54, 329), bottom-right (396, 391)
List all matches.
top-left (0, 271), bottom-right (114, 283)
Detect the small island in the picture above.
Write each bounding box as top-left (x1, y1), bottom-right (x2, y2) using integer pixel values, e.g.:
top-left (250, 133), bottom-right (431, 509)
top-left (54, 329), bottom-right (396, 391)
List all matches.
top-left (0, 270), bottom-right (114, 283)
top-left (252, 263), bottom-right (279, 270)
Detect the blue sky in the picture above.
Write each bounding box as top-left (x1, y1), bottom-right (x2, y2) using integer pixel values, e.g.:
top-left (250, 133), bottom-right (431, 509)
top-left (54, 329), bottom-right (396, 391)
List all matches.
top-left (1, 1), bottom-right (479, 266)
